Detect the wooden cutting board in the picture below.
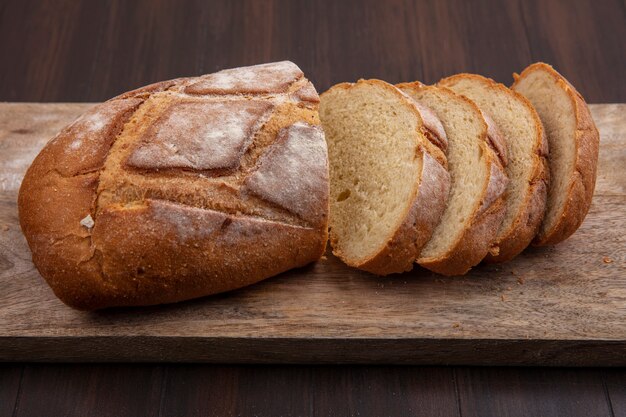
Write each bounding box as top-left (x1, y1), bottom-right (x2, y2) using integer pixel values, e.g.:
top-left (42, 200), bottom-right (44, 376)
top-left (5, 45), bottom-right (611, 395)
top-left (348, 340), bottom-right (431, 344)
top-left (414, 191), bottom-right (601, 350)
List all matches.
top-left (0, 103), bottom-right (624, 366)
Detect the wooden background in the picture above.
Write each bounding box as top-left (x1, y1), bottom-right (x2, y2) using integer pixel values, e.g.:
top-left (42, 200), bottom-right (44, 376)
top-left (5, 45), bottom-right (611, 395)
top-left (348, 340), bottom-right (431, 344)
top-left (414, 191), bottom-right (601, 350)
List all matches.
top-left (0, 0), bottom-right (625, 416)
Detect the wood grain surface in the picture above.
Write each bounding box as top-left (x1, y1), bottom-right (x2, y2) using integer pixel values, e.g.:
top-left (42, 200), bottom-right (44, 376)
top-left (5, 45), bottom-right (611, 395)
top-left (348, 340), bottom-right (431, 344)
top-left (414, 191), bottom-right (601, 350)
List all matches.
top-left (4, 364), bottom-right (622, 417)
top-left (1, 0), bottom-right (625, 104)
top-left (0, 103), bottom-right (624, 365)
top-left (1, 0), bottom-right (625, 415)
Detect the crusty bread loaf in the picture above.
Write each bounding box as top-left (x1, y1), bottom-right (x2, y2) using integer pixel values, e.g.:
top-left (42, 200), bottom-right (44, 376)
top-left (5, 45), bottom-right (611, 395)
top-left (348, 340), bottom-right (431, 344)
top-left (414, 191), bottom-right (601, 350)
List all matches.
top-left (512, 63), bottom-right (600, 245)
top-left (398, 82), bottom-right (508, 275)
top-left (18, 61), bottom-right (329, 310)
top-left (439, 74), bottom-right (549, 263)
top-left (319, 80), bottom-right (450, 275)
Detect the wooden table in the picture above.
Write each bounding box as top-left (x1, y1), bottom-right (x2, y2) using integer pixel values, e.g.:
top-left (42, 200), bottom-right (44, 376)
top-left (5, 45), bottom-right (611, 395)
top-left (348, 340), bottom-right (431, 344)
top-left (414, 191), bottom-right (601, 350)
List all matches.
top-left (1, 0), bottom-right (625, 416)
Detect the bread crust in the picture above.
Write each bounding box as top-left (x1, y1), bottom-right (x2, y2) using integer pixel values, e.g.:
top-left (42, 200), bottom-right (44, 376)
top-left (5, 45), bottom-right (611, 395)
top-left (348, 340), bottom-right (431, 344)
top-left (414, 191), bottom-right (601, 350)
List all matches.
top-left (439, 74), bottom-right (549, 263)
top-left (356, 151), bottom-right (450, 275)
top-left (399, 83), bottom-right (509, 275)
top-left (18, 61), bottom-right (329, 310)
top-left (512, 62), bottom-right (599, 245)
top-left (419, 162), bottom-right (508, 276)
top-left (322, 79), bottom-right (449, 275)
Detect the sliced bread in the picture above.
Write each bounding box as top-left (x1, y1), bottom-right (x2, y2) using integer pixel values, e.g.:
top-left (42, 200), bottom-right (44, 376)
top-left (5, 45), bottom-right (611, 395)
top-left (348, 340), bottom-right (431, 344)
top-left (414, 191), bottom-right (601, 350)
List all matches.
top-left (439, 74), bottom-right (549, 263)
top-left (512, 63), bottom-right (600, 245)
top-left (319, 80), bottom-right (450, 275)
top-left (398, 82), bottom-right (508, 275)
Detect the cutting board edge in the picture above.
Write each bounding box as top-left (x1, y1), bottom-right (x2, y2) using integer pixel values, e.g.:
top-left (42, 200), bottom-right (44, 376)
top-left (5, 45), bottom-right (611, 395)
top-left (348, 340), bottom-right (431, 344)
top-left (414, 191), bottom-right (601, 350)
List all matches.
top-left (2, 336), bottom-right (625, 366)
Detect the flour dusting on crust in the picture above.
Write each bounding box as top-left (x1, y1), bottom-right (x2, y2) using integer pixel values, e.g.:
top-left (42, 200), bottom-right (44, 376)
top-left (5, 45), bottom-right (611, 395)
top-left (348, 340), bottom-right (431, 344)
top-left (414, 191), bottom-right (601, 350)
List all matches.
top-left (149, 199), bottom-right (309, 244)
top-left (244, 123), bottom-right (328, 223)
top-left (412, 100), bottom-right (448, 151)
top-left (80, 214), bottom-right (95, 229)
top-left (49, 99), bottom-right (143, 175)
top-left (63, 109), bottom-right (114, 153)
top-left (185, 61), bottom-right (303, 95)
top-left (151, 200), bottom-right (228, 241)
top-left (127, 100), bottom-right (274, 171)
top-left (481, 110), bottom-right (509, 166)
top-left (291, 81), bottom-right (320, 103)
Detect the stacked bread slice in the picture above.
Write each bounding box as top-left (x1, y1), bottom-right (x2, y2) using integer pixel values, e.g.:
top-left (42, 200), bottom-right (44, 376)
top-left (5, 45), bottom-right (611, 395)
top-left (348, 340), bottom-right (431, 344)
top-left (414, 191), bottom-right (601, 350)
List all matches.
top-left (439, 74), bottom-right (549, 262)
top-left (320, 80), bottom-right (450, 275)
top-left (397, 83), bottom-right (508, 275)
top-left (320, 62), bottom-right (599, 276)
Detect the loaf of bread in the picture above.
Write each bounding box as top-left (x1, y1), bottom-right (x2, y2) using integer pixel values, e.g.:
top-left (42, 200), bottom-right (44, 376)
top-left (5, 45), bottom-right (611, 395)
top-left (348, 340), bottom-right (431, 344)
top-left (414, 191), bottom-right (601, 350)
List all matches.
top-left (18, 61), bottom-right (329, 310)
top-left (439, 74), bottom-right (549, 263)
top-left (319, 80), bottom-right (450, 275)
top-left (398, 83), bottom-right (509, 275)
top-left (20, 59), bottom-right (600, 303)
top-left (512, 63), bottom-right (600, 245)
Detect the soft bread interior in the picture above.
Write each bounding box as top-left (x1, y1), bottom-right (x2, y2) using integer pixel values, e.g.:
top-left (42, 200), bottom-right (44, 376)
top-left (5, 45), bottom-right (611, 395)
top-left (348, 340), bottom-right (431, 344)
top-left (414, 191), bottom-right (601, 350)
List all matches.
top-left (400, 86), bottom-right (488, 259)
top-left (319, 82), bottom-right (422, 264)
top-left (442, 77), bottom-right (538, 240)
top-left (512, 70), bottom-right (577, 238)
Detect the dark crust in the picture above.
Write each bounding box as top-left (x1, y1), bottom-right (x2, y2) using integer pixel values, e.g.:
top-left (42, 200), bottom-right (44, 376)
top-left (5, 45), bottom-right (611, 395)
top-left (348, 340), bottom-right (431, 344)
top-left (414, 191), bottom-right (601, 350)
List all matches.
top-left (512, 62), bottom-right (600, 245)
top-left (18, 61), bottom-right (329, 310)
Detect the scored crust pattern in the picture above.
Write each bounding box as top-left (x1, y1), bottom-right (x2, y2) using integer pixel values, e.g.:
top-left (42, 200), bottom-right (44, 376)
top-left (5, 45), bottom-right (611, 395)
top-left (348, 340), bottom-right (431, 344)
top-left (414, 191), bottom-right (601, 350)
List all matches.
top-left (127, 100), bottom-right (275, 171)
top-left (18, 61), bottom-right (329, 309)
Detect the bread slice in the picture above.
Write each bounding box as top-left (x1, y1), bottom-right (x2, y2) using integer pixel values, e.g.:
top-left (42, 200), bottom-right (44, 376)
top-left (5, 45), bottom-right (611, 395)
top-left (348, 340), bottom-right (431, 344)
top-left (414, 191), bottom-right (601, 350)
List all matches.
top-left (512, 63), bottom-right (600, 245)
top-left (398, 82), bottom-right (508, 275)
top-left (439, 74), bottom-right (549, 263)
top-left (319, 80), bottom-right (450, 275)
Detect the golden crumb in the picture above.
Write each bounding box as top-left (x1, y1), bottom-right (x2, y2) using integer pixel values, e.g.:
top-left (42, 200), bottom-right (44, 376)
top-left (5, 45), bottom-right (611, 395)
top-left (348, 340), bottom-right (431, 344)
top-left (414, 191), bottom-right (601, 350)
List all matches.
top-left (452, 323), bottom-right (460, 328)
top-left (603, 256), bottom-right (613, 264)
top-left (501, 294), bottom-right (507, 302)
top-left (517, 276), bottom-right (525, 285)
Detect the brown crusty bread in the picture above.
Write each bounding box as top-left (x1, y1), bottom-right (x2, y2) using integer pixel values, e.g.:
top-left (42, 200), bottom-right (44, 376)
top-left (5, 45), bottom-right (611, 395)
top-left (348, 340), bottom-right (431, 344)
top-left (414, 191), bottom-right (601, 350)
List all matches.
top-left (397, 82), bottom-right (508, 275)
top-left (439, 74), bottom-right (549, 263)
top-left (512, 62), bottom-right (600, 245)
top-left (319, 80), bottom-right (450, 275)
top-left (18, 61), bottom-right (329, 310)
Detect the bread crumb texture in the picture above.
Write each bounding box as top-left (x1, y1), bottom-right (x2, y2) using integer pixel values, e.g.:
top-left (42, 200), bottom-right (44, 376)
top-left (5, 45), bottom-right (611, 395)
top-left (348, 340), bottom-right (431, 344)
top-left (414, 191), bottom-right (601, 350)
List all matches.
top-left (440, 74), bottom-right (548, 263)
top-left (319, 80), bottom-right (449, 275)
